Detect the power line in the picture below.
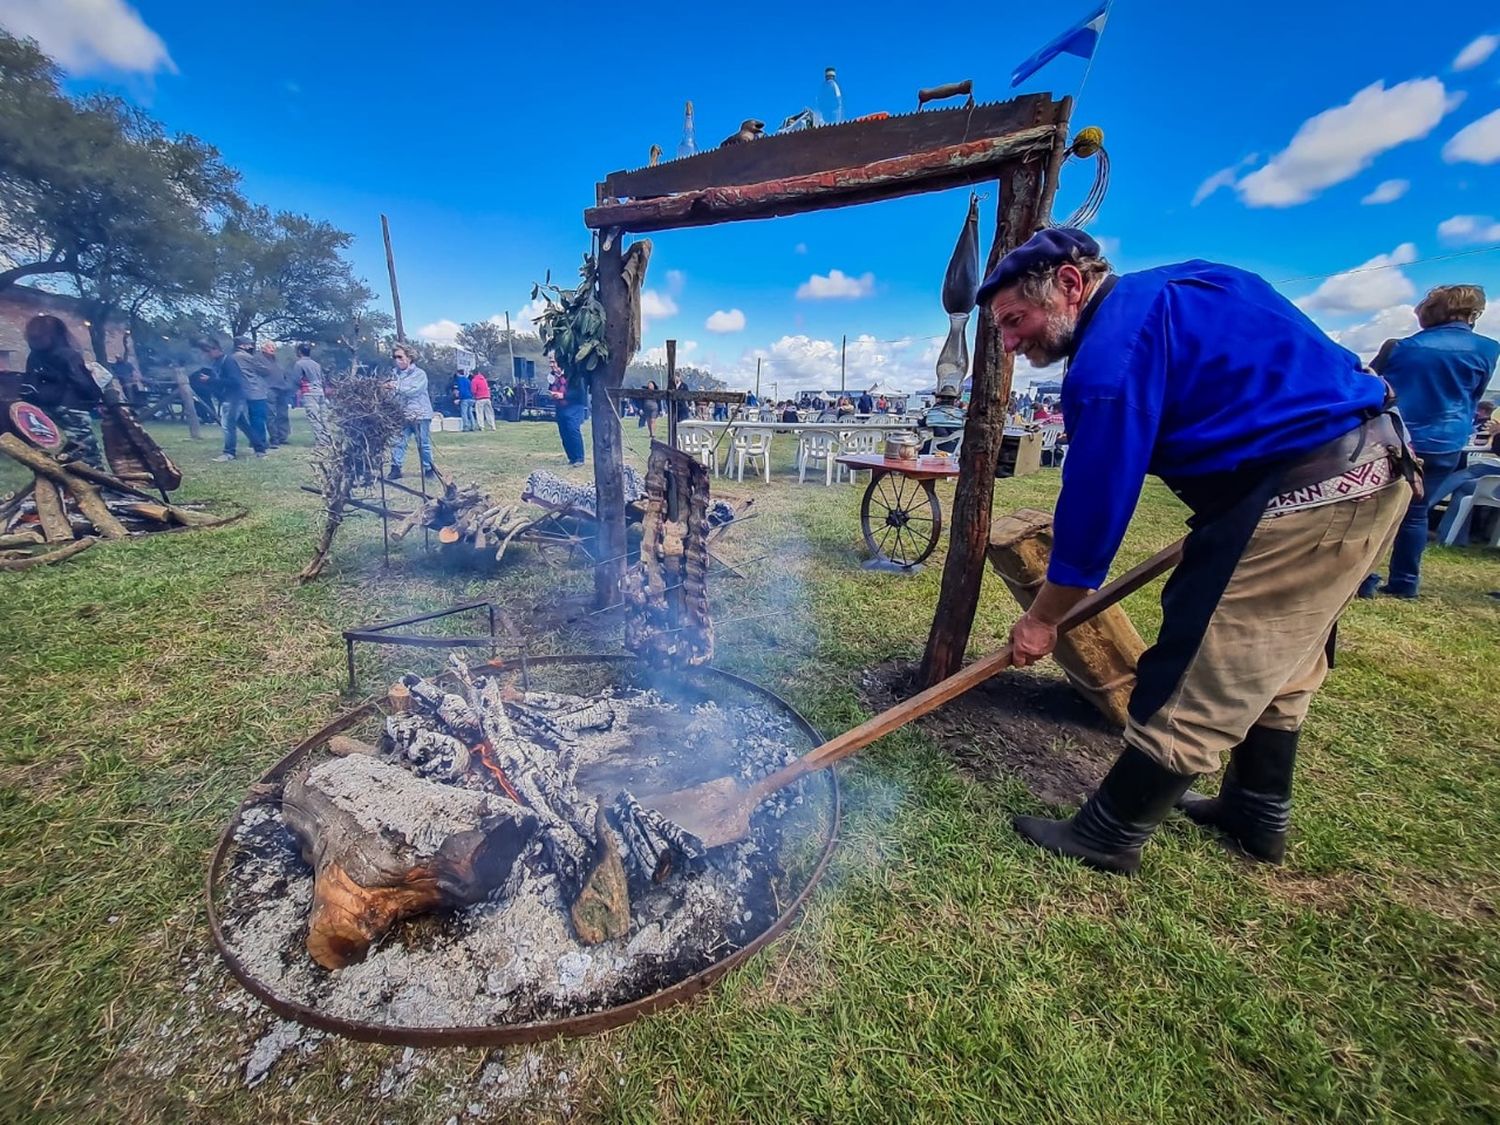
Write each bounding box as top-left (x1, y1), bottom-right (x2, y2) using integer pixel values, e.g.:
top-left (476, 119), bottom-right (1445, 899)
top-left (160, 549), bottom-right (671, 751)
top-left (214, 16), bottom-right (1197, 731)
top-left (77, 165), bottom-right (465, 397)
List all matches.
top-left (1272, 243), bottom-right (1500, 286)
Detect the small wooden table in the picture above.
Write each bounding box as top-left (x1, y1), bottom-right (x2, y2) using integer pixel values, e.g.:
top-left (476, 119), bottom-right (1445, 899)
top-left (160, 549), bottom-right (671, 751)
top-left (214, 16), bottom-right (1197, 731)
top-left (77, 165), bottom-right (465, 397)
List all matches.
top-left (835, 453), bottom-right (961, 570)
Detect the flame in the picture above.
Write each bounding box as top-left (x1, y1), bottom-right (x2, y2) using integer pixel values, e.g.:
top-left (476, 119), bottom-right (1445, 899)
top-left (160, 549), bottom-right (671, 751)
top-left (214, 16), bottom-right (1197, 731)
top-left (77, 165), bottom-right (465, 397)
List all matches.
top-left (471, 738), bottom-right (525, 805)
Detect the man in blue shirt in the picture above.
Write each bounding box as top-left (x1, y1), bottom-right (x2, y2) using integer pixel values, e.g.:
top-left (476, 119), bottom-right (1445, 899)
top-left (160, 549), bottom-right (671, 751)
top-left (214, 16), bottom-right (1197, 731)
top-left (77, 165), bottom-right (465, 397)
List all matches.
top-left (1359, 285), bottom-right (1498, 595)
top-left (976, 229), bottom-right (1411, 876)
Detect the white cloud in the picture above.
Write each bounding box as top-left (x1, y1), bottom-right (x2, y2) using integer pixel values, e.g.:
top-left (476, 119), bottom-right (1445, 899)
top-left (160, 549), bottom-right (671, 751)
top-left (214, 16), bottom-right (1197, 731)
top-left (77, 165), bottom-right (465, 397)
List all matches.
top-left (1360, 178), bottom-right (1410, 205)
top-left (639, 290), bottom-right (679, 323)
top-left (1192, 160), bottom-right (1248, 206)
top-left (664, 269), bottom-right (686, 295)
top-left (1438, 214), bottom-right (1500, 244)
top-left (416, 319), bottom-right (462, 346)
top-left (1233, 79), bottom-right (1455, 207)
top-left (705, 309), bottom-right (746, 333)
top-left (1327, 304), bottom-right (1418, 362)
top-left (484, 298), bottom-right (548, 334)
top-left (0, 0), bottom-right (176, 75)
top-left (1453, 33), bottom-right (1498, 71)
top-left (1443, 108), bottom-right (1500, 165)
top-left (795, 269), bottom-right (876, 299)
top-left (638, 340), bottom-right (698, 365)
top-left (1295, 243), bottom-right (1419, 314)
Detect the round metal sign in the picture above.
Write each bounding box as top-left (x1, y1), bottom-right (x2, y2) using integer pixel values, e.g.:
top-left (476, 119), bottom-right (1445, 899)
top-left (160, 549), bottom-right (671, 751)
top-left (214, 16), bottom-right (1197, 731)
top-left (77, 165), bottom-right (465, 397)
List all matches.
top-left (8, 402), bottom-right (64, 451)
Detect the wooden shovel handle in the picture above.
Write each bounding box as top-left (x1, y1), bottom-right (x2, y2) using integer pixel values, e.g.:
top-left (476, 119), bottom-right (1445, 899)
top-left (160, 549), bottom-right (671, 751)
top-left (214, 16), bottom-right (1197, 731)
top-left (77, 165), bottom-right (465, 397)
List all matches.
top-left (753, 537), bottom-right (1186, 796)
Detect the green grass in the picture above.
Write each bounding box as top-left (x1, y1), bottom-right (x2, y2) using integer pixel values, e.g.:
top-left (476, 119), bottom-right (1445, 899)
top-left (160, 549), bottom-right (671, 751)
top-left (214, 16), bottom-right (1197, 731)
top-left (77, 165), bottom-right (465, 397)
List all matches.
top-left (2, 417), bottom-right (1498, 1123)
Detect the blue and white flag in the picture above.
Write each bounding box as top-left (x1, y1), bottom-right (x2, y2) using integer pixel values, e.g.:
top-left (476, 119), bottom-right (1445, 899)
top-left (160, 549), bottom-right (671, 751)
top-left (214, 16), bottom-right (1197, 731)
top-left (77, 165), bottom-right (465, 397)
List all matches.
top-left (1010, 2), bottom-right (1109, 87)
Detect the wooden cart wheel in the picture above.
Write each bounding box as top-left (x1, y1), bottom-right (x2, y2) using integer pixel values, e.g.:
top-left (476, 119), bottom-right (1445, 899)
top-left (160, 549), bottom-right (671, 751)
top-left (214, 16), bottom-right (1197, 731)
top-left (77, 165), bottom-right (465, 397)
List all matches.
top-left (860, 473), bottom-right (942, 567)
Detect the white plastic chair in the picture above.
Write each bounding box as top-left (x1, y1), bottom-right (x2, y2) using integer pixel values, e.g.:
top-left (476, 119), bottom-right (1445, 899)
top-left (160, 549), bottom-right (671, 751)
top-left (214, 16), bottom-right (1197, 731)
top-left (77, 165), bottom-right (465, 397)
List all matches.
top-left (797, 431), bottom-right (841, 485)
top-left (677, 429), bottom-right (718, 476)
top-left (733, 430), bottom-right (773, 482)
top-left (840, 430), bottom-right (881, 485)
top-left (927, 430), bottom-right (963, 458)
top-left (1440, 474), bottom-right (1500, 547)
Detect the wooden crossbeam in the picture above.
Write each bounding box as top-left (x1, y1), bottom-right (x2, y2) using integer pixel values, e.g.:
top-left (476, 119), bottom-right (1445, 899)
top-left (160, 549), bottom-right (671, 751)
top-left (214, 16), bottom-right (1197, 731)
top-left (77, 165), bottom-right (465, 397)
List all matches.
top-left (585, 126), bottom-right (1058, 233)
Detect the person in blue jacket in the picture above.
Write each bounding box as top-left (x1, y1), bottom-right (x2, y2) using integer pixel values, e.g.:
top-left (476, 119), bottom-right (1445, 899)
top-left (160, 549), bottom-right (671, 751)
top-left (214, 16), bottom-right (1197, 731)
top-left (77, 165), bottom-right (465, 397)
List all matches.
top-left (1359, 285), bottom-right (1498, 595)
top-left (977, 229), bottom-right (1414, 876)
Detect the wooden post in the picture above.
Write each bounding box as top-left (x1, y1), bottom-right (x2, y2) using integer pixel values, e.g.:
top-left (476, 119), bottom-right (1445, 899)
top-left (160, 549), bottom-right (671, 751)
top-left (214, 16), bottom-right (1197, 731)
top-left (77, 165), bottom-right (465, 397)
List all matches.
top-left (919, 158), bottom-right (1048, 686)
top-left (173, 365), bottom-right (202, 440)
top-left (987, 509), bottom-right (1145, 728)
top-left (381, 214), bottom-right (406, 342)
top-left (665, 340), bottom-right (678, 450)
top-left (592, 235), bottom-right (631, 609)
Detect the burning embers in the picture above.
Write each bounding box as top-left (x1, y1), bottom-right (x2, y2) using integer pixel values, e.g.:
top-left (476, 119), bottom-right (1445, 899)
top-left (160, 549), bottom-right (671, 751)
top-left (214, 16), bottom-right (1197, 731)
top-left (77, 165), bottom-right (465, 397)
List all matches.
top-left (281, 660), bottom-right (715, 970)
top-left (214, 657), bottom-right (830, 1033)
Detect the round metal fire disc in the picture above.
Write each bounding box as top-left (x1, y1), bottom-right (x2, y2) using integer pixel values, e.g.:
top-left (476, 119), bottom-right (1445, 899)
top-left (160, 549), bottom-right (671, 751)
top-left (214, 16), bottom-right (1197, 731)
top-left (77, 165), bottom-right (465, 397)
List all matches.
top-left (9, 402), bottom-right (64, 451)
top-left (207, 655), bottom-right (841, 1047)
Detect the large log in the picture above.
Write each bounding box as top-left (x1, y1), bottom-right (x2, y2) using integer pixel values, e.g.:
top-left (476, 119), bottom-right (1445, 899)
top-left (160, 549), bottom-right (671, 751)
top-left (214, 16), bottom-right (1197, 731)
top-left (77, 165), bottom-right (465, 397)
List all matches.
top-left (0, 434), bottom-right (129, 539)
top-left (32, 480), bottom-right (72, 543)
top-left (987, 509), bottom-right (1145, 728)
top-left (281, 755), bottom-right (537, 969)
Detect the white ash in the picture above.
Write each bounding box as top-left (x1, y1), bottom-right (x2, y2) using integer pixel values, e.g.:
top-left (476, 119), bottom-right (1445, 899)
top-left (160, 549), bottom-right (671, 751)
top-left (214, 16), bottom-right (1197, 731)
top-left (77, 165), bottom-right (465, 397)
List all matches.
top-left (304, 755), bottom-right (499, 857)
top-left (218, 685), bottom-right (818, 1030)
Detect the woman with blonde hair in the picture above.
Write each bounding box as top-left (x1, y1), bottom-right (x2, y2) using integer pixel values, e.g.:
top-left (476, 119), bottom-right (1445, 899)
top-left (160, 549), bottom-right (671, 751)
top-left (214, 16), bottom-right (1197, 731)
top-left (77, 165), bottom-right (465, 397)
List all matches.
top-left (1361, 284), bottom-right (1499, 597)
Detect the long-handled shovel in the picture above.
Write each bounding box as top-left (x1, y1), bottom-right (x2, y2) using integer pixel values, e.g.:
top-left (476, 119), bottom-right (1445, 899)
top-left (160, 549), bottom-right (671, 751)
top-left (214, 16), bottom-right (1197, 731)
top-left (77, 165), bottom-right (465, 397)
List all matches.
top-left (644, 537), bottom-right (1186, 848)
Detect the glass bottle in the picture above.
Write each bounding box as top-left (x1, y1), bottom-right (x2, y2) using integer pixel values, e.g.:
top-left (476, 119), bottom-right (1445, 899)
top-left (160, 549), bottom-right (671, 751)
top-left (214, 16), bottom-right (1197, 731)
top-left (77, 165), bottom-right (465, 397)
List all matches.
top-left (677, 100), bottom-right (697, 159)
top-left (816, 68), bottom-right (843, 126)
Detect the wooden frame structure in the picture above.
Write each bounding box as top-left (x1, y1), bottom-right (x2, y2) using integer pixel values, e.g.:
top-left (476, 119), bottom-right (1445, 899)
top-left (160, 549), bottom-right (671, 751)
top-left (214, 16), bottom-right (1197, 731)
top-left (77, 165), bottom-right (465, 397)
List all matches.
top-left (584, 92), bottom-right (1072, 682)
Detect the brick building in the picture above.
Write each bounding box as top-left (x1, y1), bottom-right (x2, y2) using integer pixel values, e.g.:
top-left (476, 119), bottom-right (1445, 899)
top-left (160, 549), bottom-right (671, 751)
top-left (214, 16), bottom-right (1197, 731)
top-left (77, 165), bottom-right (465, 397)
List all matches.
top-left (0, 285), bottom-right (128, 372)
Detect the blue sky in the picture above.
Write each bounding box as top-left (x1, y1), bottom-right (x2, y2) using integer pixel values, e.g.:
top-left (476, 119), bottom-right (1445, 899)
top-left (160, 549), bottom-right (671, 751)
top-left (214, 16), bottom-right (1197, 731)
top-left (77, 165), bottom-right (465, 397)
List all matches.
top-left (5, 0), bottom-right (1499, 394)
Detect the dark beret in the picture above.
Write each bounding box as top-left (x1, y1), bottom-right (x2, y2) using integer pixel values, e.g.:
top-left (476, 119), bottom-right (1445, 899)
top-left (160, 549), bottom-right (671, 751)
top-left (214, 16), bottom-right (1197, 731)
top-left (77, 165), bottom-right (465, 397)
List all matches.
top-left (975, 227), bottom-right (1100, 307)
top-left (232, 335), bottom-right (253, 348)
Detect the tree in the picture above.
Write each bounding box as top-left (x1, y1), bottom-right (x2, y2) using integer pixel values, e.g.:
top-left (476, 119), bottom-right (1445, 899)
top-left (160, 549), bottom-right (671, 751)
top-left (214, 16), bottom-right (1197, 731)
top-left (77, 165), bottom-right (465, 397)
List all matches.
top-left (212, 206), bottom-right (377, 343)
top-left (455, 320), bottom-right (506, 368)
top-left (0, 31), bottom-right (240, 308)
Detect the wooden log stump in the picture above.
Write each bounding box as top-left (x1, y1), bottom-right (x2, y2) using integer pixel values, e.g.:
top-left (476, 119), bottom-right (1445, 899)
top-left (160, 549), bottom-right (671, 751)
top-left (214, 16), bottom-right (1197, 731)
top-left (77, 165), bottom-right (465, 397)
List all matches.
top-left (987, 508), bottom-right (1145, 729)
top-left (281, 755), bottom-right (537, 969)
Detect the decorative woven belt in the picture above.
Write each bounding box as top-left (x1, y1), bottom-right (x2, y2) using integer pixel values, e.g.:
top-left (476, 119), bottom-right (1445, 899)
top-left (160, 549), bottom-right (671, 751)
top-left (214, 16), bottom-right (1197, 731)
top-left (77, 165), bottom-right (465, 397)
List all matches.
top-left (1265, 454), bottom-right (1399, 516)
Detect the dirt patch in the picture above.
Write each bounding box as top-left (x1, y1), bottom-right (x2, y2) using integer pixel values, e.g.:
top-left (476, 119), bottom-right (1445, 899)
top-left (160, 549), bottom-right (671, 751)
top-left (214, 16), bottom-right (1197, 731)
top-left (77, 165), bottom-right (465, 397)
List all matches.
top-left (1262, 869), bottom-right (1499, 924)
top-left (859, 659), bottom-right (1122, 806)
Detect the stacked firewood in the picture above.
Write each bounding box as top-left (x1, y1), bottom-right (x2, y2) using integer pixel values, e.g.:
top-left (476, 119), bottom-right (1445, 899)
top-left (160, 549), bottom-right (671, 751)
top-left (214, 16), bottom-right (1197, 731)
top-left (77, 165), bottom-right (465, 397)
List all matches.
top-left (392, 480), bottom-right (546, 561)
top-left (0, 433), bottom-right (226, 570)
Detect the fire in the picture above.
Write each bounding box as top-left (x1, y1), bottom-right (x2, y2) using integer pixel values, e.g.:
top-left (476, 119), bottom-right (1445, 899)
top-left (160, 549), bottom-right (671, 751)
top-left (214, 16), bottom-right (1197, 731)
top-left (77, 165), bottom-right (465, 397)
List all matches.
top-left (472, 738), bottom-right (525, 805)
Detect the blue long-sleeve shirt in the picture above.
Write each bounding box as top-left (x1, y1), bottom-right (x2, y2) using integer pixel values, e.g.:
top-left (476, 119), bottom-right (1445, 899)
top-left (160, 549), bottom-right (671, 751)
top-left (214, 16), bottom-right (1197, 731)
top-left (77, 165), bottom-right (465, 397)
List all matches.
top-left (1373, 323), bottom-right (1497, 454)
top-left (1050, 261), bottom-right (1386, 589)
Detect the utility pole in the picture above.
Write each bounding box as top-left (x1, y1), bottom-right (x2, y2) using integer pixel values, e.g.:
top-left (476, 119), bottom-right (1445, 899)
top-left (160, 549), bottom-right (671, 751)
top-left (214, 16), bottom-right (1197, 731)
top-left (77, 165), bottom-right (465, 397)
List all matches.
top-left (504, 311), bottom-right (517, 384)
top-left (755, 357), bottom-right (761, 400)
top-left (380, 214), bottom-right (406, 342)
top-left (840, 334), bottom-right (847, 393)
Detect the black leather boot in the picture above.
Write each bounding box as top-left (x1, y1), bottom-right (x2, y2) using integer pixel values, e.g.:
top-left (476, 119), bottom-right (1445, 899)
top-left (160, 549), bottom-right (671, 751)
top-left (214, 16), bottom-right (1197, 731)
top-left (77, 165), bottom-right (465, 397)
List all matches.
top-left (1177, 725), bottom-right (1297, 863)
top-left (1013, 746), bottom-right (1196, 876)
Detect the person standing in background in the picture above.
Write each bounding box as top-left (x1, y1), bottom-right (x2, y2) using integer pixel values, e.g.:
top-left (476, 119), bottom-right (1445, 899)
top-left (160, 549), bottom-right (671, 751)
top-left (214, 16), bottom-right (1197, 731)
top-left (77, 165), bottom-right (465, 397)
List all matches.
top-left (471, 368), bottom-right (495, 430)
top-left (21, 314), bottom-right (106, 467)
top-left (454, 370), bottom-right (476, 431)
top-left (255, 341), bottom-right (293, 448)
top-left (549, 354), bottom-right (587, 466)
top-left (294, 343), bottom-right (330, 445)
top-left (387, 343), bottom-right (436, 480)
top-left (206, 336), bottom-right (268, 461)
top-left (1360, 285), bottom-right (1499, 598)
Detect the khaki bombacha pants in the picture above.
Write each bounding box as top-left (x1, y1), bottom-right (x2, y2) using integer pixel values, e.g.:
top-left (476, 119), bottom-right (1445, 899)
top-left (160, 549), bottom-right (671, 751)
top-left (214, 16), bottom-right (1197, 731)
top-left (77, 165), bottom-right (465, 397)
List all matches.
top-left (1126, 482), bottom-right (1408, 776)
